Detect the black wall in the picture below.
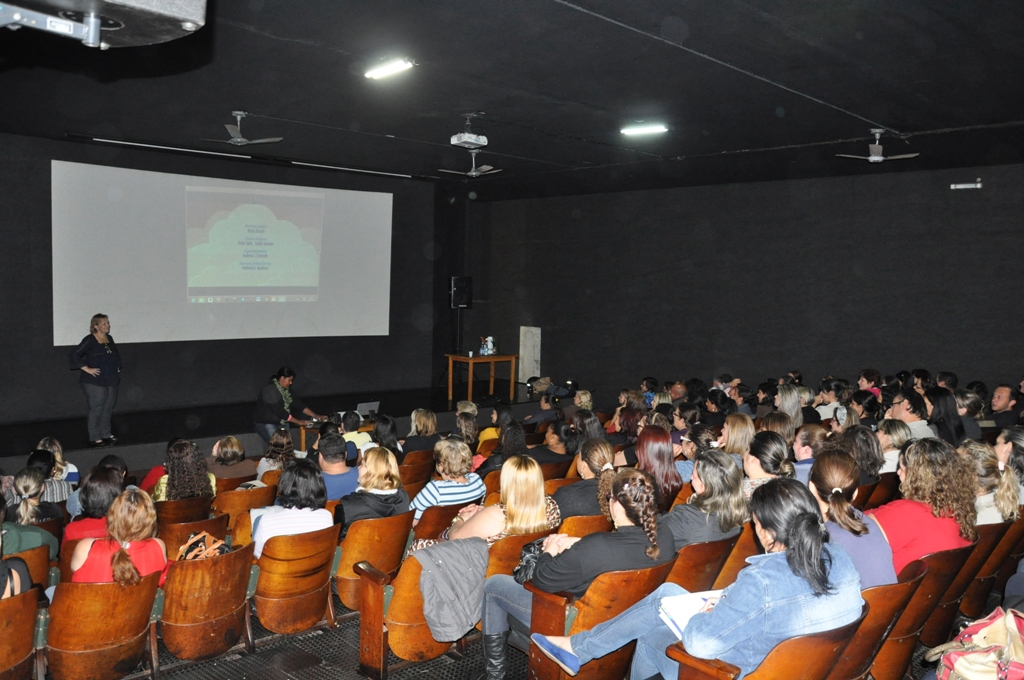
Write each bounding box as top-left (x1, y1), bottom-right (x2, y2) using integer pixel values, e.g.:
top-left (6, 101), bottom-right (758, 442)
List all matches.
top-left (465, 164), bottom-right (1024, 404)
top-left (0, 133), bottom-right (439, 424)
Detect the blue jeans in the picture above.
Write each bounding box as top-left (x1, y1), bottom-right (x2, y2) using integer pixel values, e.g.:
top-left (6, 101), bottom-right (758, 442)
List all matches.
top-left (569, 582), bottom-right (686, 680)
top-left (253, 422), bottom-right (278, 444)
top-left (482, 574), bottom-right (534, 635)
top-left (82, 383), bottom-right (117, 441)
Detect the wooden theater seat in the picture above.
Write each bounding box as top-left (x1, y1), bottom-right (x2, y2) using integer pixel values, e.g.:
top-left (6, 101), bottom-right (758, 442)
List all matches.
top-left (671, 483), bottom-right (694, 508)
top-left (154, 495), bottom-right (213, 524)
top-left (157, 514), bottom-right (230, 557)
top-left (483, 470), bottom-right (501, 498)
top-left (862, 472), bottom-right (899, 511)
top-left (214, 474), bottom-right (257, 494)
top-left (476, 439), bottom-right (500, 458)
top-left (33, 517), bottom-right (63, 544)
top-left (0, 588), bottom-right (42, 680)
top-left (869, 543), bottom-right (975, 680)
top-left (852, 479), bottom-right (878, 511)
top-left (558, 514), bottom-right (612, 539)
top-left (486, 529), bottom-right (554, 578)
top-left (711, 523), bottom-right (760, 589)
top-left (526, 560), bottom-right (678, 680)
top-left (161, 543), bottom-right (257, 661)
top-left (666, 535), bottom-right (741, 592)
top-left (4, 545), bottom-right (51, 591)
top-left (334, 511), bottom-right (414, 613)
top-left (253, 524), bottom-right (342, 635)
top-left (962, 508), bottom-right (1024, 619)
top-left (539, 461), bottom-right (573, 480)
top-left (412, 500), bottom-right (481, 542)
top-left (827, 560), bottom-right (928, 680)
top-left (42, 572), bottom-right (161, 680)
top-left (260, 469), bottom-right (282, 487)
top-left (666, 604), bottom-right (867, 680)
top-left (401, 449), bottom-right (435, 466)
top-left (211, 485), bottom-right (276, 545)
top-left (544, 478), bottom-right (577, 495)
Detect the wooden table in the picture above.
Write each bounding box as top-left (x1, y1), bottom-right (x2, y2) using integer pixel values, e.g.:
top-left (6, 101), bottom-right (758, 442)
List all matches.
top-left (447, 353), bottom-right (518, 403)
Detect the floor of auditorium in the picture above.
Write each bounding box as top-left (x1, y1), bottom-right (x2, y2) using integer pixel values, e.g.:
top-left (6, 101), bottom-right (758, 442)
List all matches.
top-left (118, 591), bottom-right (525, 680)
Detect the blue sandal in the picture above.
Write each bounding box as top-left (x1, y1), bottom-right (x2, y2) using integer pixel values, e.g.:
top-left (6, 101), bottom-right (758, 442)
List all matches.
top-left (530, 633), bottom-right (581, 676)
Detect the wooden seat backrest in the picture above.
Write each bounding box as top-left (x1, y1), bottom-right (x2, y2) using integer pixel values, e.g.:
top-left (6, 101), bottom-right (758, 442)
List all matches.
top-left (46, 572), bottom-right (160, 680)
top-left (486, 529), bottom-right (553, 579)
top-left (34, 516), bottom-right (63, 543)
top-left (612, 443), bottom-right (628, 453)
top-left (382, 557), bottom-right (453, 661)
top-left (528, 559), bottom-right (677, 680)
top-left (158, 514), bottom-right (230, 557)
top-left (671, 482), bottom-right (694, 508)
top-left (405, 479), bottom-right (429, 500)
top-left (920, 523), bottom-right (1009, 647)
top-left (483, 470), bottom-right (501, 497)
top-left (544, 478), bottom-right (577, 495)
top-left (964, 507), bottom-right (1024, 618)
top-left (870, 543), bottom-right (975, 680)
top-left (413, 501), bottom-right (480, 541)
top-left (4, 544), bottom-right (50, 589)
top-left (595, 411), bottom-right (612, 425)
top-left (565, 454), bottom-right (581, 479)
top-left (58, 539), bottom-right (79, 583)
top-left (334, 511), bottom-right (414, 611)
top-left (161, 542), bottom-right (256, 660)
top-left (666, 604), bottom-right (866, 680)
top-left (558, 514), bottom-right (612, 539)
top-left (398, 460), bottom-right (435, 486)
top-left (214, 474), bottom-right (257, 494)
top-left (254, 524), bottom-right (341, 634)
top-left (539, 461), bottom-right (573, 480)
top-left (0, 587), bottom-right (38, 677)
top-left (852, 480), bottom-right (878, 510)
top-left (828, 560), bottom-right (928, 680)
top-left (401, 449), bottom-right (435, 466)
top-left (212, 485), bottom-right (276, 537)
top-left (712, 522), bottom-right (760, 589)
top-left (536, 421), bottom-right (552, 435)
top-left (477, 439), bottom-right (500, 458)
top-left (667, 534), bottom-right (740, 592)
top-left (155, 495), bottom-right (214, 524)
top-left (260, 469), bottom-right (282, 487)
top-left (862, 472), bottom-right (899, 511)
top-left (525, 432), bottom-right (546, 447)
top-left (484, 491), bottom-right (500, 507)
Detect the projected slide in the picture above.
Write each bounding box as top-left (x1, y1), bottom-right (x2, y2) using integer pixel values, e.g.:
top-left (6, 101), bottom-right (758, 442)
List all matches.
top-left (51, 161), bottom-right (394, 345)
top-left (186, 188), bottom-right (324, 303)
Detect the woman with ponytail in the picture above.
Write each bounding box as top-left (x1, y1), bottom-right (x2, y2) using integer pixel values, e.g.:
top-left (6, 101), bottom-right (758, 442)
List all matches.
top-left (960, 440), bottom-right (1021, 525)
top-left (742, 431), bottom-right (795, 500)
top-left (808, 450), bottom-right (896, 588)
top-left (473, 469), bottom-right (675, 680)
top-left (553, 439), bottom-right (614, 519)
top-left (532, 478), bottom-right (862, 679)
top-left (70, 488), bottom-right (167, 586)
top-left (6, 467), bottom-right (62, 525)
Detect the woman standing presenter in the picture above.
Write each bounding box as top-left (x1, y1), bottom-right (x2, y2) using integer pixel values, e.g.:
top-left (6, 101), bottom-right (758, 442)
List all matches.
top-left (69, 314), bottom-right (121, 447)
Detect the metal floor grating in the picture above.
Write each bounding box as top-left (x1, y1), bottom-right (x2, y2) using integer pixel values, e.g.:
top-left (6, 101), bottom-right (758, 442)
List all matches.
top-left (104, 593), bottom-right (528, 680)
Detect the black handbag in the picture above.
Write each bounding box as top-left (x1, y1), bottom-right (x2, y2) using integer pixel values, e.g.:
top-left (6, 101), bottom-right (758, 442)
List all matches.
top-left (512, 536), bottom-right (548, 585)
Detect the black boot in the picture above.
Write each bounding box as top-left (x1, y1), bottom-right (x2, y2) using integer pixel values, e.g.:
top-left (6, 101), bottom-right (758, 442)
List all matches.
top-left (469, 631), bottom-right (509, 680)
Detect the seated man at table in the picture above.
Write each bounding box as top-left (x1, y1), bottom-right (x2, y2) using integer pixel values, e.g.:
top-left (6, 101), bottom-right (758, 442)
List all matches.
top-left (316, 434), bottom-right (359, 500)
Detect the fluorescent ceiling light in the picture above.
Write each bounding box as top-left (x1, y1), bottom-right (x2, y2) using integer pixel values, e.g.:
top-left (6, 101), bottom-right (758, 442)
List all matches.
top-left (620, 124), bottom-right (668, 136)
top-left (365, 58), bottom-right (414, 79)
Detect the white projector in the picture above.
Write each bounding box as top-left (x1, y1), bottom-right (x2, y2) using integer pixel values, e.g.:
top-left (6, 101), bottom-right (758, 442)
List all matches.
top-left (451, 132), bottom-right (488, 149)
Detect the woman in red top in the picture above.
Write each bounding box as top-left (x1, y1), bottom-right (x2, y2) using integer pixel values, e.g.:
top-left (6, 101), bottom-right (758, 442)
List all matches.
top-left (62, 467), bottom-right (123, 548)
top-left (867, 438), bottom-right (977, 575)
top-left (71, 488), bottom-right (168, 586)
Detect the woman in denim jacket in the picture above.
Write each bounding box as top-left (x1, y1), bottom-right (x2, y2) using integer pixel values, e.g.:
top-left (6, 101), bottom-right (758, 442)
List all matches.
top-left (532, 478), bottom-right (863, 679)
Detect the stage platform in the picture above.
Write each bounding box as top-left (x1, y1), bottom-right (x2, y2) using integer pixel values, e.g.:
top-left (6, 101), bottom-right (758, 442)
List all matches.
top-left (0, 379), bottom-right (536, 475)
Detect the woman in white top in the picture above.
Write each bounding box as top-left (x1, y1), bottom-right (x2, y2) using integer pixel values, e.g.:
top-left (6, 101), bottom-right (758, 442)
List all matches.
top-left (256, 428), bottom-right (298, 481)
top-left (876, 419), bottom-right (912, 474)
top-left (252, 458), bottom-right (332, 558)
top-left (961, 440), bottom-right (1020, 526)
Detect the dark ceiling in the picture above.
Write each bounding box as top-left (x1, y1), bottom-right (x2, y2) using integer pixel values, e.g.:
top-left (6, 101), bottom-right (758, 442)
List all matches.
top-left (1, 0), bottom-right (1023, 200)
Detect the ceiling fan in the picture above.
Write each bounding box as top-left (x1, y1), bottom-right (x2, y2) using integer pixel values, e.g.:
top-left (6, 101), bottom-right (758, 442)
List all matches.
top-left (836, 128), bottom-right (919, 163)
top-left (438, 149), bottom-right (503, 178)
top-left (202, 111), bottom-right (283, 146)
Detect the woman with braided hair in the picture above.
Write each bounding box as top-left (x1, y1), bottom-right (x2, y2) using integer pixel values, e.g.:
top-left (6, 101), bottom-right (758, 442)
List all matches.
top-left (472, 468), bottom-right (675, 680)
top-left (71, 488), bottom-right (168, 586)
top-left (808, 450), bottom-right (896, 589)
top-left (532, 478), bottom-right (862, 679)
top-left (151, 439), bottom-right (216, 502)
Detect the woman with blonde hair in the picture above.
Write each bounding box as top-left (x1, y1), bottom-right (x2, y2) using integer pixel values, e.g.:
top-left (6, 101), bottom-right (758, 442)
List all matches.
top-left (6, 468), bottom-right (62, 525)
top-left (961, 440), bottom-right (1020, 525)
top-left (717, 413), bottom-right (755, 459)
top-left (574, 390), bottom-right (593, 412)
top-left (38, 437), bottom-right (79, 485)
top-left (410, 439), bottom-right (486, 524)
top-left (207, 435), bottom-right (257, 479)
top-left (403, 408), bottom-right (442, 453)
top-left (775, 385), bottom-right (804, 429)
top-left (662, 450), bottom-right (747, 548)
top-left (877, 419), bottom-right (912, 473)
top-left (334, 447), bottom-right (410, 538)
top-left (866, 438), bottom-right (978, 575)
top-left (71, 488), bottom-right (167, 585)
top-left (808, 450), bottom-right (896, 588)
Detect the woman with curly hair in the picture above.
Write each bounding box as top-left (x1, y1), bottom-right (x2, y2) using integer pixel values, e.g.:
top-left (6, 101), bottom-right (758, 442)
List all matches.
top-left (961, 440), bottom-right (1020, 525)
top-left (661, 449), bottom-right (747, 548)
top-left (633, 426), bottom-right (683, 512)
top-left (151, 440), bottom-right (215, 502)
top-left (866, 438), bottom-right (977, 575)
top-left (71, 488), bottom-right (167, 585)
top-left (474, 468), bottom-right (675, 680)
top-left (257, 428), bottom-right (296, 481)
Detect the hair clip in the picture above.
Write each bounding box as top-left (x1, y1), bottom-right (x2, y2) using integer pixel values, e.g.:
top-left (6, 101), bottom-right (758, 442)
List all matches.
top-left (831, 487), bottom-right (843, 495)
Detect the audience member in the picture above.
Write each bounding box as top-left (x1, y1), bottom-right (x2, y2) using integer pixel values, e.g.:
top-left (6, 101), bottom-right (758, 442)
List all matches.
top-left (527, 421), bottom-right (576, 464)
top-left (332, 447), bottom-right (410, 539)
top-left (674, 423), bottom-right (717, 482)
top-left (316, 433), bottom-right (359, 501)
top-left (960, 440), bottom-right (1020, 525)
top-left (936, 371), bottom-right (959, 391)
top-left (553, 439), bottom-right (614, 520)
top-left (754, 382), bottom-right (776, 420)
top-left (775, 385), bottom-right (804, 430)
top-left (758, 411), bottom-right (796, 447)
top-left (410, 439), bottom-right (485, 523)
top-left (37, 437), bottom-right (79, 485)
top-left (152, 439), bottom-right (216, 502)
top-left (402, 409), bottom-right (443, 454)
top-left (66, 454), bottom-right (133, 519)
top-left (634, 426), bottom-right (683, 512)
top-left (955, 389), bottom-right (984, 441)
top-left (742, 431), bottom-right (795, 500)
top-left (6, 467), bottom-right (62, 525)
top-left (911, 368), bottom-right (934, 393)
top-left (703, 390), bottom-right (733, 428)
top-left (858, 368), bottom-right (882, 398)
top-left (717, 413), bottom-right (755, 462)
top-left (0, 505), bottom-right (31, 598)
top-left (0, 501), bottom-right (58, 560)
top-left (251, 459), bottom-right (333, 559)
top-left (339, 411), bottom-right (372, 452)
top-left (479, 404), bottom-right (515, 445)
top-left (206, 435), bottom-right (258, 479)
top-left (925, 386), bottom-right (966, 446)
top-left (848, 390), bottom-right (882, 430)
top-left (523, 394), bottom-right (558, 424)
top-left (476, 421), bottom-right (531, 478)
top-left (571, 409), bottom-right (606, 446)
top-left (991, 385), bottom-right (1019, 429)
top-left (25, 449), bottom-right (73, 503)
top-left (815, 378), bottom-right (843, 420)
top-left (71, 488), bottom-right (168, 586)
top-left (365, 414), bottom-right (403, 461)
top-left (257, 428), bottom-right (297, 481)
top-left (836, 425), bottom-right (884, 484)
top-left (994, 427), bottom-right (1024, 495)
top-left (661, 449), bottom-right (746, 548)
top-left (63, 466), bottom-right (123, 548)
top-left (886, 389), bottom-right (933, 439)
top-left (876, 419), bottom-right (912, 474)
top-left (792, 424), bottom-right (827, 485)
